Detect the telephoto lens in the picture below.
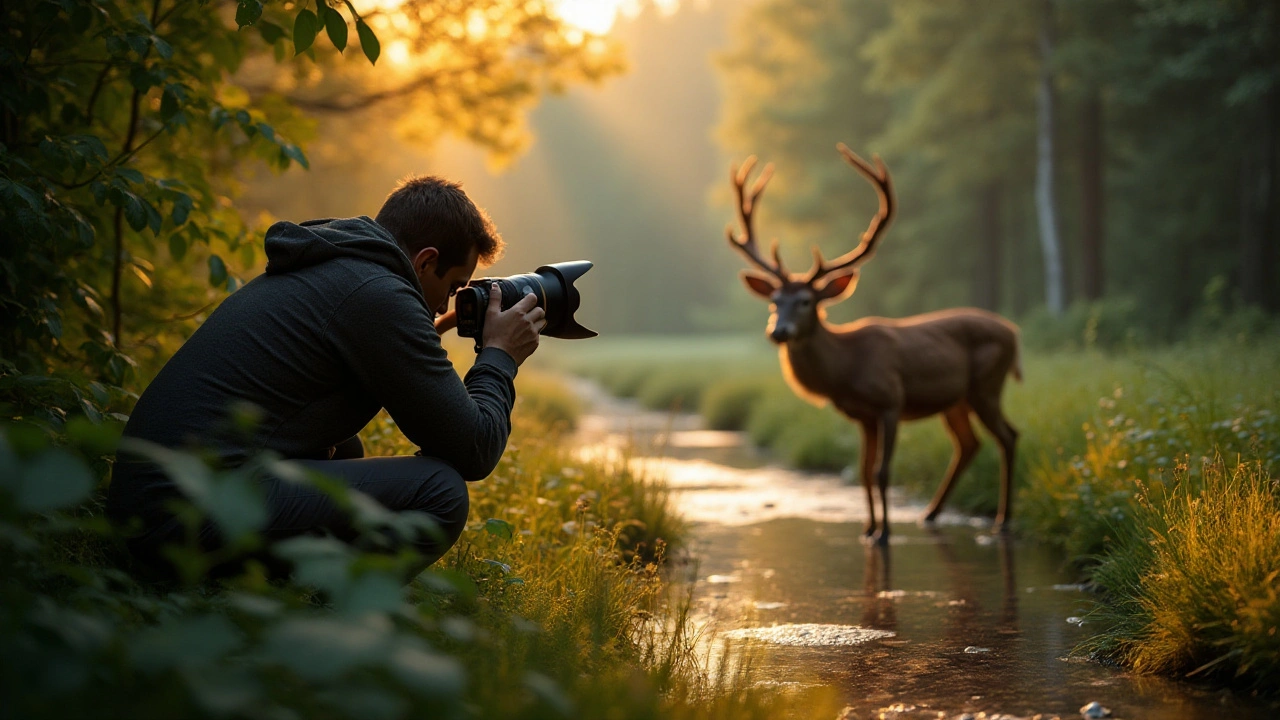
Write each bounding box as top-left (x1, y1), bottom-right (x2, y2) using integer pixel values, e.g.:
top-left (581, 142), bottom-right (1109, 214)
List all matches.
top-left (454, 261), bottom-right (597, 350)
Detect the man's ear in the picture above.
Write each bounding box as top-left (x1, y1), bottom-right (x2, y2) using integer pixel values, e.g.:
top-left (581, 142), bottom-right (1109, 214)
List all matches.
top-left (412, 247), bottom-right (440, 276)
top-left (741, 271), bottom-right (779, 300)
top-left (814, 270), bottom-right (858, 302)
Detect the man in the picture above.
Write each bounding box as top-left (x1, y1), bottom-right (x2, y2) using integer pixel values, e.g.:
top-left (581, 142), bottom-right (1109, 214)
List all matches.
top-left (107, 176), bottom-right (544, 576)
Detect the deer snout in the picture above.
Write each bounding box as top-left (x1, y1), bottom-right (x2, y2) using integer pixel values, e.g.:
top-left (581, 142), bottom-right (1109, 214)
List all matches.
top-left (769, 324), bottom-right (794, 344)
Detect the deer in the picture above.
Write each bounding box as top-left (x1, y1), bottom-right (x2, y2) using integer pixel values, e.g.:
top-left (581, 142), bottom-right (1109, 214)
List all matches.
top-left (725, 143), bottom-right (1022, 545)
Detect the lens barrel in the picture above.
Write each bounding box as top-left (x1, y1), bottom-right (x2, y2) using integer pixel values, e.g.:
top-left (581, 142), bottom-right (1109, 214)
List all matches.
top-left (454, 261), bottom-right (596, 341)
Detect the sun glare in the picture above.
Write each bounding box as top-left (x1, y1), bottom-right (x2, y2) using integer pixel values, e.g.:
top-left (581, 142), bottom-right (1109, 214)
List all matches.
top-left (549, 0), bottom-right (682, 35)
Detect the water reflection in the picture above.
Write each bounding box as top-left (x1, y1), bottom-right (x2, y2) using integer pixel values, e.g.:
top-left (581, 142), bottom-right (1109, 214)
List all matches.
top-left (569, 380), bottom-right (1276, 718)
top-left (688, 520), bottom-right (1273, 719)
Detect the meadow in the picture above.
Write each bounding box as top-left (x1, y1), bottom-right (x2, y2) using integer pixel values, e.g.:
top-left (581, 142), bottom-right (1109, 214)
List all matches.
top-left (540, 328), bottom-right (1280, 688)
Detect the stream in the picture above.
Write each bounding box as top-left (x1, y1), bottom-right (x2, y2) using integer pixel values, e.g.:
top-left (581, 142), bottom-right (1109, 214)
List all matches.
top-left (568, 379), bottom-right (1276, 720)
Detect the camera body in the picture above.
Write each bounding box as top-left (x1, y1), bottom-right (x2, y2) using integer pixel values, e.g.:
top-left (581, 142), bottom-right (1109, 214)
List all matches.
top-left (454, 261), bottom-right (597, 345)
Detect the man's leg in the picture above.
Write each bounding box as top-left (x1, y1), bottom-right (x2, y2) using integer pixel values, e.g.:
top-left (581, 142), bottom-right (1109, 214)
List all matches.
top-left (265, 455), bottom-right (470, 569)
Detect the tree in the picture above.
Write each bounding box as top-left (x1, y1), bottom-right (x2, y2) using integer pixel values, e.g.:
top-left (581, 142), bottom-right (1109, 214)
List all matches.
top-left (1, 0), bottom-right (627, 427)
top-left (1035, 0), bottom-right (1065, 315)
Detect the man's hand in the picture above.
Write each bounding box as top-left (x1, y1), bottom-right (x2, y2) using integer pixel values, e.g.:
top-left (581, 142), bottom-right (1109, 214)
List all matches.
top-left (434, 309), bottom-right (458, 334)
top-left (482, 282), bottom-right (546, 365)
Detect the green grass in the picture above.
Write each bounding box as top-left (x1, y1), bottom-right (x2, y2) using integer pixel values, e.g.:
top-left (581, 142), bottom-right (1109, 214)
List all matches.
top-left (0, 372), bottom-right (841, 719)
top-left (549, 333), bottom-right (1280, 687)
top-left (1083, 459), bottom-right (1280, 688)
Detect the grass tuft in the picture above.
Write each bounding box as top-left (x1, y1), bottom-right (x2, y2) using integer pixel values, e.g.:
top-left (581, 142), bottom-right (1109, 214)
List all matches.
top-left (1083, 459), bottom-right (1280, 687)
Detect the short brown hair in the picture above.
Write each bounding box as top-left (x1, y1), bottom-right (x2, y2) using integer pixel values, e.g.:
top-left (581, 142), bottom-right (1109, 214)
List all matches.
top-left (374, 175), bottom-right (504, 272)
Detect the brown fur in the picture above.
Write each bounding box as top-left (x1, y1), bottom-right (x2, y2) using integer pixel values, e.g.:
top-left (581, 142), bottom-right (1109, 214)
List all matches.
top-left (727, 147), bottom-right (1022, 544)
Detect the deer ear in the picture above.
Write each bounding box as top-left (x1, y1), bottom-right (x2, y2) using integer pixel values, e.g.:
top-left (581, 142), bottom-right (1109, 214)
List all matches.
top-left (741, 271), bottom-right (779, 300)
top-left (815, 270), bottom-right (858, 302)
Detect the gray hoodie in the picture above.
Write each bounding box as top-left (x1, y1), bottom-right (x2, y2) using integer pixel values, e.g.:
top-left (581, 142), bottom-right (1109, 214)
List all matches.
top-left (108, 216), bottom-right (517, 525)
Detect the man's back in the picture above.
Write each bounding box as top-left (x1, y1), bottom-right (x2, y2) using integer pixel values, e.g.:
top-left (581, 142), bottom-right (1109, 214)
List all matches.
top-left (109, 216), bottom-right (519, 525)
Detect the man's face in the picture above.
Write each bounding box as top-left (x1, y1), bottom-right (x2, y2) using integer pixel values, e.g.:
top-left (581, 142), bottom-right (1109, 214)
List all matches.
top-left (415, 246), bottom-right (480, 316)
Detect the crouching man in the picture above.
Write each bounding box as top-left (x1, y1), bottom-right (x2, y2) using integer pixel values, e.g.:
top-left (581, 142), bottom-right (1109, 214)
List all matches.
top-left (107, 176), bottom-right (544, 577)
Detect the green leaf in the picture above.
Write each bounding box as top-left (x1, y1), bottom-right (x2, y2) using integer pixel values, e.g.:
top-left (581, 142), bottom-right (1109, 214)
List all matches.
top-left (123, 194), bottom-right (147, 231)
top-left (171, 192), bottom-right (192, 226)
top-left (262, 618), bottom-right (389, 682)
top-left (281, 143), bottom-right (309, 170)
top-left (11, 450), bottom-right (94, 512)
top-left (258, 20), bottom-right (285, 44)
top-left (356, 19), bottom-right (379, 64)
top-left (235, 0), bottom-right (263, 28)
top-left (144, 198), bottom-right (163, 234)
top-left (169, 234), bottom-right (187, 260)
top-left (323, 7), bottom-right (347, 51)
top-left (130, 615), bottom-right (242, 673)
top-left (387, 646), bottom-right (465, 698)
top-left (339, 572), bottom-right (403, 615)
top-left (294, 9), bottom-right (320, 54)
top-left (115, 167), bottom-right (144, 184)
top-left (484, 517), bottom-right (514, 541)
top-left (208, 255), bottom-right (228, 286)
top-left (204, 473), bottom-right (267, 539)
top-left (152, 36), bottom-right (173, 60)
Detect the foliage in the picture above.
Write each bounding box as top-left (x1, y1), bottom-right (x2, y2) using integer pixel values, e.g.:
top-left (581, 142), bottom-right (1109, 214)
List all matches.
top-left (0, 0), bottom-right (627, 436)
top-left (713, 0), bottom-right (1280, 332)
top-left (0, 393), bottom-right (839, 719)
top-left (1083, 459), bottom-right (1280, 688)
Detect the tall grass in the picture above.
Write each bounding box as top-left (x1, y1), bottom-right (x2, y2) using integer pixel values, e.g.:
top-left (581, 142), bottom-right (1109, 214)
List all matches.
top-left (550, 333), bottom-right (1280, 686)
top-left (0, 369), bottom-right (840, 719)
top-left (1083, 459), bottom-right (1280, 687)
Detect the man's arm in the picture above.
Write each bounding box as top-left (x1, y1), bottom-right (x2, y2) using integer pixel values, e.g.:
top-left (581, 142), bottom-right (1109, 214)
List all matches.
top-left (327, 276), bottom-right (516, 480)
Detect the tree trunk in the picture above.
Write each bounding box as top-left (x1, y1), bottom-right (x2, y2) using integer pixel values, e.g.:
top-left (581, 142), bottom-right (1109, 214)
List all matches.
top-left (1035, 0), bottom-right (1065, 315)
top-left (973, 182), bottom-right (1003, 311)
top-left (1239, 89), bottom-right (1277, 311)
top-left (1079, 86), bottom-right (1105, 301)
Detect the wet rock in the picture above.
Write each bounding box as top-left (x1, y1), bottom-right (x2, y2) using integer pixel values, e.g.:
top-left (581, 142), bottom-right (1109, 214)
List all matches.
top-left (1066, 616), bottom-right (1085, 626)
top-left (963, 646), bottom-right (992, 654)
top-left (723, 623), bottom-right (895, 647)
top-left (706, 574), bottom-right (741, 584)
top-left (836, 707), bottom-right (859, 720)
top-left (1078, 701), bottom-right (1111, 718)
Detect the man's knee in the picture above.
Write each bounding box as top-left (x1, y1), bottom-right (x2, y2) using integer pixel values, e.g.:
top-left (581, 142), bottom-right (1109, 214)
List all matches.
top-left (408, 460), bottom-right (469, 559)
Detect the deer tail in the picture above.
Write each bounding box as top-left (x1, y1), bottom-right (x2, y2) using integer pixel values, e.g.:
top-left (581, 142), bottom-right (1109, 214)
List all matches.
top-left (1010, 330), bottom-right (1024, 383)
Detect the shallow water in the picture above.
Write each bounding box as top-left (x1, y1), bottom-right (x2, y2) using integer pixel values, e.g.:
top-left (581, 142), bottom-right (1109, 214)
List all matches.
top-left (569, 379), bottom-right (1277, 719)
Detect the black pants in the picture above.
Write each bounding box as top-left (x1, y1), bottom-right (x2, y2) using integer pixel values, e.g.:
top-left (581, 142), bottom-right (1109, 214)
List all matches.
top-left (125, 438), bottom-right (470, 578)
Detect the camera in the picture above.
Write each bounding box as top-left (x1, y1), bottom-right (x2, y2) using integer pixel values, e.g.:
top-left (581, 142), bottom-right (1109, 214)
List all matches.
top-left (454, 260), bottom-right (597, 347)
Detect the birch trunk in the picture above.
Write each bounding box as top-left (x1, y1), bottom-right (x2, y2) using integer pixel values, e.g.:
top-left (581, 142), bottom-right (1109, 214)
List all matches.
top-left (1035, 0), bottom-right (1065, 315)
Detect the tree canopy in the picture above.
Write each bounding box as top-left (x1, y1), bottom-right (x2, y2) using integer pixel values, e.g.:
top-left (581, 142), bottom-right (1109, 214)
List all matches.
top-left (716, 0), bottom-right (1280, 340)
top-left (1, 0), bottom-right (622, 426)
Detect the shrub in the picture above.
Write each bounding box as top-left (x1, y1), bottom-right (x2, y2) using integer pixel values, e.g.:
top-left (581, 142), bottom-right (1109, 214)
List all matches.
top-left (635, 368), bottom-right (720, 412)
top-left (699, 376), bottom-right (773, 431)
top-left (515, 371), bottom-right (582, 431)
top-left (1084, 459), bottom-right (1280, 688)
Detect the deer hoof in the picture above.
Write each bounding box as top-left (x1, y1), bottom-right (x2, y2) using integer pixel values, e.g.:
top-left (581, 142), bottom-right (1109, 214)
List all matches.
top-left (994, 519), bottom-right (1011, 534)
top-left (919, 510), bottom-right (940, 525)
top-left (873, 530), bottom-right (890, 547)
top-left (862, 524), bottom-right (876, 538)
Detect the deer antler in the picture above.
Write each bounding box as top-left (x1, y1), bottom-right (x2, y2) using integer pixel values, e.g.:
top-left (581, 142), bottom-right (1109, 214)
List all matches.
top-left (727, 156), bottom-right (788, 282)
top-left (804, 143), bottom-right (896, 284)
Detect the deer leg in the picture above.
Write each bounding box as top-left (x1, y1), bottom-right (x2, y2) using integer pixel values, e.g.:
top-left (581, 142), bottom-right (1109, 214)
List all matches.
top-left (858, 421), bottom-right (879, 538)
top-left (922, 404), bottom-right (981, 523)
top-left (859, 421), bottom-right (880, 539)
top-left (874, 413), bottom-right (899, 546)
top-left (971, 400), bottom-right (1019, 532)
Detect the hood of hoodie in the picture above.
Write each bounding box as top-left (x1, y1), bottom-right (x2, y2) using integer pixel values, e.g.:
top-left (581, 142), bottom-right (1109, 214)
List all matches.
top-left (263, 215), bottom-right (427, 306)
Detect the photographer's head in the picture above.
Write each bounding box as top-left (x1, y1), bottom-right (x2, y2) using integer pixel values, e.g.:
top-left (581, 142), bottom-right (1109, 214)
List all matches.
top-left (375, 176), bottom-right (505, 314)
